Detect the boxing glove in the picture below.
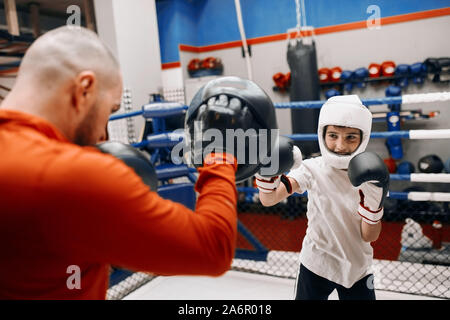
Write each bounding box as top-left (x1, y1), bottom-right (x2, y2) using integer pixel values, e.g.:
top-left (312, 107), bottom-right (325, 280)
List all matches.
top-left (255, 136), bottom-right (302, 194)
top-left (96, 141), bottom-right (158, 191)
top-left (185, 76), bottom-right (278, 183)
top-left (395, 64), bottom-right (410, 88)
top-left (353, 67), bottom-right (369, 88)
top-left (368, 63), bottom-right (381, 78)
top-left (348, 152), bottom-right (390, 225)
top-left (340, 70), bottom-right (354, 93)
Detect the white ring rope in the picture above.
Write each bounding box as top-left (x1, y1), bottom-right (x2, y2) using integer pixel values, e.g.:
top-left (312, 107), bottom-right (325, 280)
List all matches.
top-left (409, 129), bottom-right (450, 139)
top-left (408, 192), bottom-right (450, 202)
top-left (410, 173), bottom-right (450, 183)
top-left (401, 91), bottom-right (450, 104)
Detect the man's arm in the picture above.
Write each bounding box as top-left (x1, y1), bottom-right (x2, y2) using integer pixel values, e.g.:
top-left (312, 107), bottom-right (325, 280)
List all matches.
top-left (47, 151), bottom-right (238, 277)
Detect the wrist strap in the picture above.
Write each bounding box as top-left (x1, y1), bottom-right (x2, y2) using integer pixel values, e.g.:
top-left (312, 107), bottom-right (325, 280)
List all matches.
top-left (358, 205), bottom-right (383, 224)
top-left (280, 175), bottom-right (293, 194)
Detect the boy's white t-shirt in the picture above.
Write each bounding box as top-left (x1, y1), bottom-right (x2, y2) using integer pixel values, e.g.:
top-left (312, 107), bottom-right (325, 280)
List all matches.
top-left (287, 156), bottom-right (373, 288)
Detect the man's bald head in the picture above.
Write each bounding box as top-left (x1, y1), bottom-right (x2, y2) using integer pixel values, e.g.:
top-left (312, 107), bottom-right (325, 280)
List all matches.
top-left (2, 26), bottom-right (124, 146)
top-left (17, 26), bottom-right (120, 91)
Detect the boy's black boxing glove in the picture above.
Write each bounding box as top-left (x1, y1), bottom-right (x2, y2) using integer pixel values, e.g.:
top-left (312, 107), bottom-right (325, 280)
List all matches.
top-left (348, 152), bottom-right (390, 225)
top-left (255, 136), bottom-right (302, 194)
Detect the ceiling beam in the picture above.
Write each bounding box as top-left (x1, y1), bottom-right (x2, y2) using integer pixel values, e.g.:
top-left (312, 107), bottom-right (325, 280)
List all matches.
top-left (28, 2), bottom-right (40, 38)
top-left (4, 0), bottom-right (20, 36)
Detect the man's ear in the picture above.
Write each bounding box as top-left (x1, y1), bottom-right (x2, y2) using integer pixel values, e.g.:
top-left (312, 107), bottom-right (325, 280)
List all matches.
top-left (72, 71), bottom-right (97, 112)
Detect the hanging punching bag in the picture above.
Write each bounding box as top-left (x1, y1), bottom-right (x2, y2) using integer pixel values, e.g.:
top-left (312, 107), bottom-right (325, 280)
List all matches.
top-left (287, 39), bottom-right (320, 157)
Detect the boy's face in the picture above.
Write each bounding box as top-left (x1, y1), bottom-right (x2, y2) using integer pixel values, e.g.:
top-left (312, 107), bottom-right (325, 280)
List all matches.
top-left (324, 125), bottom-right (362, 155)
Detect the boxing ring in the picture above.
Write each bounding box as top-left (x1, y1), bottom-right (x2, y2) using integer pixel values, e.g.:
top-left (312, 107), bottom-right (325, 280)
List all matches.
top-left (106, 91), bottom-right (450, 300)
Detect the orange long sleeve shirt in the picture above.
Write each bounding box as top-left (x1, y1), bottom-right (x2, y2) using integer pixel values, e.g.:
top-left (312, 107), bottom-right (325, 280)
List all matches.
top-left (0, 109), bottom-right (238, 299)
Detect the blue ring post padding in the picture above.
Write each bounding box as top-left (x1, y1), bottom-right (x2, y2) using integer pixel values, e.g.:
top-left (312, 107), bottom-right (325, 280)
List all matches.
top-left (187, 172), bottom-right (198, 183)
top-left (151, 118), bottom-right (166, 133)
top-left (237, 187), bottom-right (258, 194)
top-left (109, 110), bottom-right (143, 121)
top-left (156, 164), bottom-right (190, 180)
top-left (235, 248), bottom-right (269, 261)
top-left (131, 140), bottom-right (149, 148)
top-left (107, 97), bottom-right (407, 121)
top-left (237, 220), bottom-right (267, 252)
top-left (287, 191), bottom-right (308, 197)
top-left (286, 133), bottom-right (319, 141)
top-left (132, 132), bottom-right (184, 148)
top-left (235, 220), bottom-right (268, 261)
top-left (275, 100), bottom-right (324, 109)
top-left (274, 96), bottom-right (404, 109)
top-left (359, 96), bottom-right (403, 106)
top-left (386, 111), bottom-right (403, 159)
top-left (141, 103), bottom-right (187, 118)
top-left (109, 268), bottom-right (134, 287)
top-left (150, 148), bottom-right (160, 164)
top-left (370, 131), bottom-right (410, 139)
top-left (390, 174), bottom-right (411, 181)
top-left (157, 183), bottom-right (196, 210)
top-left (387, 191), bottom-right (409, 200)
top-left (155, 164), bottom-right (196, 181)
top-left (109, 102), bottom-right (187, 122)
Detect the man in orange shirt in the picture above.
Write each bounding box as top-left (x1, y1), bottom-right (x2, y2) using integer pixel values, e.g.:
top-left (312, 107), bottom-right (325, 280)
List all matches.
top-left (0, 26), bottom-right (274, 299)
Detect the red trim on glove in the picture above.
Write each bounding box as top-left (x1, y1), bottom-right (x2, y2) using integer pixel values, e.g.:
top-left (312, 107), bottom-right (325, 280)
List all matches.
top-left (359, 190), bottom-right (383, 213)
top-left (255, 176), bottom-right (279, 183)
top-left (357, 211), bottom-right (381, 223)
top-left (257, 185), bottom-right (277, 192)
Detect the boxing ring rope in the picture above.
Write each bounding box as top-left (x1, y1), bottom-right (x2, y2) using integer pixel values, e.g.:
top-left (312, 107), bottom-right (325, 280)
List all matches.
top-left (288, 129), bottom-right (450, 140)
top-left (391, 173), bottom-right (450, 183)
top-left (237, 187), bottom-right (450, 202)
top-left (275, 91), bottom-right (450, 109)
top-left (108, 91), bottom-right (450, 122)
top-left (109, 102), bottom-right (186, 121)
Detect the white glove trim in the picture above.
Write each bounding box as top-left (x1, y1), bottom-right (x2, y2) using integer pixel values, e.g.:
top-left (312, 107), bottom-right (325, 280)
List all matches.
top-left (255, 174), bottom-right (280, 193)
top-left (358, 205), bottom-right (383, 224)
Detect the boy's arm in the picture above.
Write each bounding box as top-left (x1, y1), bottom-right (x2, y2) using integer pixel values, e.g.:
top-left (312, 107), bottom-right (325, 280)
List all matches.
top-left (258, 177), bottom-right (301, 207)
top-left (361, 220), bottom-right (382, 242)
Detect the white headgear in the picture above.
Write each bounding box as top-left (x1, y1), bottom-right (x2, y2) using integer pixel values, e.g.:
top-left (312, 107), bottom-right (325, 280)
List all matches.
top-left (318, 95), bottom-right (372, 169)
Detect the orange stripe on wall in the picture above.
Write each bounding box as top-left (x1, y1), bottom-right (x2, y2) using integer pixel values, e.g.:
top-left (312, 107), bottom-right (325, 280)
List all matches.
top-left (184, 7), bottom-right (450, 52)
top-left (164, 7), bottom-right (450, 69)
top-left (161, 61), bottom-right (181, 69)
top-left (381, 7), bottom-right (450, 26)
top-left (178, 44), bottom-right (199, 53)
